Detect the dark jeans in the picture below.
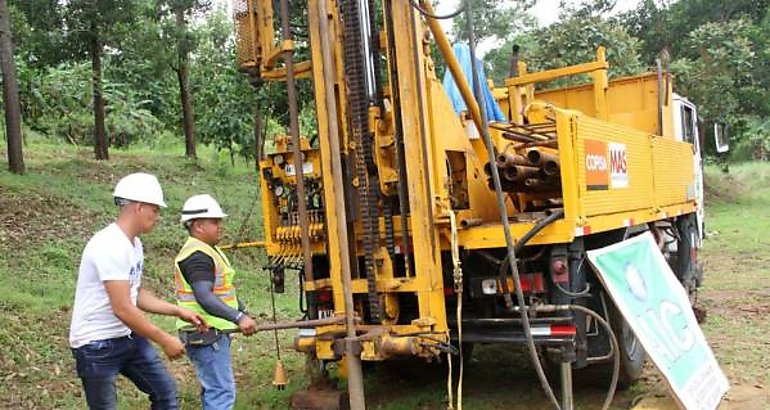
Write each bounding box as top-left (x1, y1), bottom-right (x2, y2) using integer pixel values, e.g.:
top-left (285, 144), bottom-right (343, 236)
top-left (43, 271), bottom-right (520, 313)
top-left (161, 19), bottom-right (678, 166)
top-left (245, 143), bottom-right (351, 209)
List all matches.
top-left (72, 334), bottom-right (178, 410)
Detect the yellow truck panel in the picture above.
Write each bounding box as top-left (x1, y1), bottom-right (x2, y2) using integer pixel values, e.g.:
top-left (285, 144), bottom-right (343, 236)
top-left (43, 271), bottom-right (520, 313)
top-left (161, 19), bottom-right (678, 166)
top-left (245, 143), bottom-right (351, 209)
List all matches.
top-left (574, 114), bottom-right (657, 217)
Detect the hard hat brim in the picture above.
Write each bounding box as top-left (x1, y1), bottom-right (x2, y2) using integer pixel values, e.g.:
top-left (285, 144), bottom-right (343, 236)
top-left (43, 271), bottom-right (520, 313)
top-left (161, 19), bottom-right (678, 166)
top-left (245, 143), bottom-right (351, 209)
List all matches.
top-left (113, 195), bottom-right (167, 208)
top-left (180, 212), bottom-right (228, 224)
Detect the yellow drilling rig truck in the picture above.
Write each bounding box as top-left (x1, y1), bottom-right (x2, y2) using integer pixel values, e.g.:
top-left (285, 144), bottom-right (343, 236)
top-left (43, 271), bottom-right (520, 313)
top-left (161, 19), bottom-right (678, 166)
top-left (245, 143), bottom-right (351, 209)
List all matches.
top-left (233, 0), bottom-right (721, 408)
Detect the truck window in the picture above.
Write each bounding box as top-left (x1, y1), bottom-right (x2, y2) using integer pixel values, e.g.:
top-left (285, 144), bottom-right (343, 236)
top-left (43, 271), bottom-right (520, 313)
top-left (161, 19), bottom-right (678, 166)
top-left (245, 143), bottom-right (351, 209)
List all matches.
top-left (681, 105), bottom-right (695, 144)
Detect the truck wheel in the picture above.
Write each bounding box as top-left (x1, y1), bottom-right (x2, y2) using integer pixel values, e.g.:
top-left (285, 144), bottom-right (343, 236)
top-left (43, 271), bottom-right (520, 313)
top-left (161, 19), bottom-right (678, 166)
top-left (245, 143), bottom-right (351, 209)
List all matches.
top-left (607, 302), bottom-right (645, 389)
top-left (673, 215), bottom-right (703, 303)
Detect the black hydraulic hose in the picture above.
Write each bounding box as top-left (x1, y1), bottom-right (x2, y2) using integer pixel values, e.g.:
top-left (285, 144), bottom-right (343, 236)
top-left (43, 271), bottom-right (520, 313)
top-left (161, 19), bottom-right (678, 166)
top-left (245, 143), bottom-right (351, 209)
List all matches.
top-left (410, 0), bottom-right (464, 19)
top-left (497, 209), bottom-right (564, 298)
top-left (518, 304), bottom-right (619, 410)
top-left (517, 210), bottom-right (564, 254)
top-left (463, 1), bottom-right (561, 408)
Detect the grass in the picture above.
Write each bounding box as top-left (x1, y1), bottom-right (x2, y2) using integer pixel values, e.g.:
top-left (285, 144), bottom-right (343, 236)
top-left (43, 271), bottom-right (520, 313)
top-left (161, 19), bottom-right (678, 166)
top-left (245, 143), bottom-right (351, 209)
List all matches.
top-left (698, 163), bottom-right (770, 390)
top-left (0, 141), bottom-right (306, 409)
top-left (1, 142), bottom-right (769, 409)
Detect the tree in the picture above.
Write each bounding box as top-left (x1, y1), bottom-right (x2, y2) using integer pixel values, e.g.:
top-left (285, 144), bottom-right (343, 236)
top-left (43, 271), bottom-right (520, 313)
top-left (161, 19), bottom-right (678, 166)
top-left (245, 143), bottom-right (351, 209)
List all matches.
top-left (174, 3), bottom-right (196, 158)
top-left (0, 0), bottom-right (24, 173)
top-left (451, 0), bottom-right (536, 44)
top-left (9, 0), bottom-right (66, 67)
top-left (64, 0), bottom-right (140, 160)
top-left (193, 8), bottom-right (257, 163)
top-left (485, 14), bottom-right (644, 86)
top-left (161, 0), bottom-right (211, 159)
top-left (617, 0), bottom-right (770, 65)
top-left (670, 19), bottom-right (762, 156)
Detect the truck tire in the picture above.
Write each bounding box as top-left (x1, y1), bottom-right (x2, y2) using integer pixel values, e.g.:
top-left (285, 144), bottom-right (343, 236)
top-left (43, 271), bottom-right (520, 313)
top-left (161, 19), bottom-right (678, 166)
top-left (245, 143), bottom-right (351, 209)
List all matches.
top-left (607, 301), bottom-right (645, 389)
top-left (673, 215), bottom-right (703, 303)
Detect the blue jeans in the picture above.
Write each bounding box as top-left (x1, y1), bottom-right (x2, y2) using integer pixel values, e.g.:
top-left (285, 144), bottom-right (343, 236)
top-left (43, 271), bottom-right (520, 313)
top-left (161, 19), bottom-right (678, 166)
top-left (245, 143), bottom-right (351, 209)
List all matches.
top-left (185, 334), bottom-right (236, 410)
top-left (73, 334), bottom-right (178, 410)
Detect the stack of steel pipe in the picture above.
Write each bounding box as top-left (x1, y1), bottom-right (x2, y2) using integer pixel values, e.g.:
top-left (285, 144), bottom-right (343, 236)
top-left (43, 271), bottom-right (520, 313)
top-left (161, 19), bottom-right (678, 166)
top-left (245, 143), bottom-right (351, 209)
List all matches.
top-left (484, 149), bottom-right (562, 193)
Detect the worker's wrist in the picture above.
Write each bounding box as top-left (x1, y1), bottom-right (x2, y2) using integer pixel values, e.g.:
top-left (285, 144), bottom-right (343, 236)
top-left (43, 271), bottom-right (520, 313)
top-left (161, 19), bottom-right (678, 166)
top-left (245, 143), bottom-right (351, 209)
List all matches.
top-left (235, 311), bottom-right (245, 323)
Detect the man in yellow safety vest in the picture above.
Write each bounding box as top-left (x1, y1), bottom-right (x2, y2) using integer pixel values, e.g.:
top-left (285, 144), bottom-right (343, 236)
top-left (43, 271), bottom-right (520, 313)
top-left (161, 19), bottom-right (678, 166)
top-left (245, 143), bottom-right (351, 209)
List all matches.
top-left (174, 194), bottom-right (258, 409)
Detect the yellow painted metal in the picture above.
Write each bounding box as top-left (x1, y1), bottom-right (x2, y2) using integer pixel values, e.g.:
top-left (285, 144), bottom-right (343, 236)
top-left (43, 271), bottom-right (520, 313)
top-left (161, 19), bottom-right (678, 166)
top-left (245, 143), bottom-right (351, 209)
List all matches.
top-left (576, 115), bottom-right (655, 216)
top-left (504, 49), bottom-right (609, 87)
top-left (233, 0), bottom-right (314, 81)
top-left (390, 0), bottom-right (447, 334)
top-left (533, 73), bottom-right (674, 138)
top-left (294, 335), bottom-right (316, 353)
top-left (591, 46), bottom-right (610, 120)
top-left (219, 241), bottom-right (265, 250)
top-left (306, 0), bottom-right (346, 314)
top-left (241, 0), bottom-right (700, 366)
top-left (454, 104), bottom-right (696, 250)
top-left (652, 137), bottom-right (696, 207)
top-left (233, 0), bottom-right (259, 66)
top-left (499, 47), bottom-right (676, 140)
top-left (258, 135), bottom-right (325, 253)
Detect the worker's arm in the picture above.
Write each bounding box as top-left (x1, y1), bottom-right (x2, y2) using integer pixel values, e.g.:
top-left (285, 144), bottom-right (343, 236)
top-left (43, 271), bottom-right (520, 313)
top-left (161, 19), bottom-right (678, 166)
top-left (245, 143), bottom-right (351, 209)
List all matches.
top-left (137, 287), bottom-right (208, 332)
top-left (104, 280), bottom-right (186, 359)
top-left (180, 252), bottom-right (258, 335)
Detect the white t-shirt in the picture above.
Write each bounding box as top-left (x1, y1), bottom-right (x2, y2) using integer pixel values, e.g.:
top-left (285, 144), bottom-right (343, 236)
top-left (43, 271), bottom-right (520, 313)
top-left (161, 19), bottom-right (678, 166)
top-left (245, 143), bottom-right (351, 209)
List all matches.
top-left (69, 223), bottom-right (144, 348)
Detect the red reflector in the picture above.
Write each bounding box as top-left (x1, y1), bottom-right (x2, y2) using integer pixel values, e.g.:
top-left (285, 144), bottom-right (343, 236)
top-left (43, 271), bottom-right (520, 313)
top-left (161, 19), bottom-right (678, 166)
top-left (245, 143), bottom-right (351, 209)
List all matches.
top-left (316, 291), bottom-right (332, 303)
top-left (444, 287), bottom-right (455, 296)
top-left (519, 273), bottom-right (545, 293)
top-left (550, 325), bottom-right (576, 336)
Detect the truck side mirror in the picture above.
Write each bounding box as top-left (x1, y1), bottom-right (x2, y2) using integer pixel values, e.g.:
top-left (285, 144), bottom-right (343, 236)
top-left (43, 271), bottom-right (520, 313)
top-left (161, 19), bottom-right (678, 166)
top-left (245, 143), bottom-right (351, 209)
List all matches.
top-left (714, 123), bottom-right (730, 153)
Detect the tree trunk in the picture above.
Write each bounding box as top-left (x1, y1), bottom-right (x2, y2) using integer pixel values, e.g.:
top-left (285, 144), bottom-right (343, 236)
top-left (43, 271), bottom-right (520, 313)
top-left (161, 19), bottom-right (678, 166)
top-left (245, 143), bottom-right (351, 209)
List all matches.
top-left (0, 0), bottom-right (24, 174)
top-left (91, 32), bottom-right (108, 160)
top-left (176, 7), bottom-right (196, 159)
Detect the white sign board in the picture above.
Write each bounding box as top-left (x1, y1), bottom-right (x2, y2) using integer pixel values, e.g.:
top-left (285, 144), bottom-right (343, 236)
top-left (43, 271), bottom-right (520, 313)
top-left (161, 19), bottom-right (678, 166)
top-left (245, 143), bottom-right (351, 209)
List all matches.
top-left (587, 232), bottom-right (729, 410)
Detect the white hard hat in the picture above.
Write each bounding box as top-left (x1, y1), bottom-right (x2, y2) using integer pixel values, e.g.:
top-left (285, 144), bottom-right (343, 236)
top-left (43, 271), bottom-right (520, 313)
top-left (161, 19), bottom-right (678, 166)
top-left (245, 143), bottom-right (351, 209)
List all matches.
top-left (180, 194), bottom-right (228, 223)
top-left (113, 172), bottom-right (167, 208)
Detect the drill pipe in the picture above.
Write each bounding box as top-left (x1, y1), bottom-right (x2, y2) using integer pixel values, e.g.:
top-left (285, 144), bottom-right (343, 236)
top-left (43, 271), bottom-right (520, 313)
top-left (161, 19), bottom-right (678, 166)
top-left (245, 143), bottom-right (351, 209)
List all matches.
top-left (497, 152), bottom-right (531, 167)
top-left (503, 165), bottom-right (541, 182)
top-left (525, 177), bottom-right (561, 191)
top-left (527, 149), bottom-right (560, 176)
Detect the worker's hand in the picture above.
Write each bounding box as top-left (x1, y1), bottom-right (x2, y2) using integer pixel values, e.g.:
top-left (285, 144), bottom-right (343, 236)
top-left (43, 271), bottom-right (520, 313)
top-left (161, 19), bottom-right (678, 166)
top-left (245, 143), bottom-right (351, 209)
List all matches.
top-left (177, 308), bottom-right (209, 333)
top-left (238, 315), bottom-right (258, 336)
top-left (160, 334), bottom-right (186, 360)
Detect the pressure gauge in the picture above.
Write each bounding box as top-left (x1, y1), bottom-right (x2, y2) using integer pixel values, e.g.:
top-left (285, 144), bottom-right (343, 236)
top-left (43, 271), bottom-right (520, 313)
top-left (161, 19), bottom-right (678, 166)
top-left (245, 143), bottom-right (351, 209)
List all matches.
top-left (273, 154), bottom-right (285, 166)
top-left (274, 185), bottom-right (285, 197)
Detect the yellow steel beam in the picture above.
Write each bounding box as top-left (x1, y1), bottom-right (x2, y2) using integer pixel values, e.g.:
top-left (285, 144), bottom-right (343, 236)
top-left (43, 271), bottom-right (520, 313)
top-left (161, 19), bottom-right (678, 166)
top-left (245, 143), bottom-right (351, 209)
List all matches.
top-left (219, 241), bottom-right (265, 250)
top-left (391, 0), bottom-right (447, 333)
top-left (261, 60), bottom-right (313, 81)
top-left (505, 60), bottom-right (609, 87)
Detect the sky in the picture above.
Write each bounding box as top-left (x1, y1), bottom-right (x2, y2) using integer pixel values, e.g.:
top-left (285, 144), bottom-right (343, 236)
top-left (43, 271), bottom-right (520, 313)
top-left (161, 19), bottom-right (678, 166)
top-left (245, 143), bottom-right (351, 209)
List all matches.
top-left (434, 0), bottom-right (643, 54)
top-left (435, 0), bottom-right (642, 26)
top-left (217, 0), bottom-right (643, 56)
top-left (220, 0), bottom-right (642, 27)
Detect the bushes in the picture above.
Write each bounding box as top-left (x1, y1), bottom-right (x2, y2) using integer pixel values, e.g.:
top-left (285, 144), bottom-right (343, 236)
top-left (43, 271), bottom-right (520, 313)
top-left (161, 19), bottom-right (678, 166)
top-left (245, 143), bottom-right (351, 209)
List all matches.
top-left (16, 61), bottom-right (166, 147)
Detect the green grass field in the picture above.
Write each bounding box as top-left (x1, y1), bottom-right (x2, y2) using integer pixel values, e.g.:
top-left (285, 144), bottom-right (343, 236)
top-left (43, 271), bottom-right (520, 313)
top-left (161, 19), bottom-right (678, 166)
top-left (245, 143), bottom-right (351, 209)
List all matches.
top-left (1, 142), bottom-right (768, 409)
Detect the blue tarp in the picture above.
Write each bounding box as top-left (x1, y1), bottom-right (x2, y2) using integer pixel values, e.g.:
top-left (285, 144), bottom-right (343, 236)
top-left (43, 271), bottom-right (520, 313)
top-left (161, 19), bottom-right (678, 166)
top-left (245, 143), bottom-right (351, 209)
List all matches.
top-left (441, 43), bottom-right (506, 123)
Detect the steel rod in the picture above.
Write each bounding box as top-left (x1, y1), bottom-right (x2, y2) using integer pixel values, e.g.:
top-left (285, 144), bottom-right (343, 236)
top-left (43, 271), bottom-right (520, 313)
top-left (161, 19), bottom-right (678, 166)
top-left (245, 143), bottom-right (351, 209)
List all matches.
top-left (280, 0), bottom-right (314, 287)
top-left (316, 0), bottom-right (367, 407)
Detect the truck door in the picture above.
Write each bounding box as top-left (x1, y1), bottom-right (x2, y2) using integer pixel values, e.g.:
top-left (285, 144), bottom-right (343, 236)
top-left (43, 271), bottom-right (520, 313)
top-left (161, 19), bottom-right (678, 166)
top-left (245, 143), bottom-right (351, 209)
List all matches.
top-left (673, 95), bottom-right (705, 246)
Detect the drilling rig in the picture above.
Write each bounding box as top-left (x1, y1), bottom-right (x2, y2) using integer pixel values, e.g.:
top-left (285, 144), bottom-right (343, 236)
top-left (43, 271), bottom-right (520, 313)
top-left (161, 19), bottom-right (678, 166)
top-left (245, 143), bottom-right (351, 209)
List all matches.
top-left (233, 1), bottom-right (707, 408)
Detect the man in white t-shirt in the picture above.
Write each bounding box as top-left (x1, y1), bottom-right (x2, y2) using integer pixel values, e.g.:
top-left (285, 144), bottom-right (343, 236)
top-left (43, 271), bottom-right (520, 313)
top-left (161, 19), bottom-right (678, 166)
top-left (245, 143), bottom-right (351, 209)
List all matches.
top-left (69, 173), bottom-right (208, 410)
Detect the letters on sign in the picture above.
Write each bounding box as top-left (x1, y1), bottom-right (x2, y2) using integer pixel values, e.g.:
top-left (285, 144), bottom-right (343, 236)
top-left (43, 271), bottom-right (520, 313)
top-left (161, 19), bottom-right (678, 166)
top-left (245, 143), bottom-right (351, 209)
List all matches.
top-left (584, 140), bottom-right (628, 190)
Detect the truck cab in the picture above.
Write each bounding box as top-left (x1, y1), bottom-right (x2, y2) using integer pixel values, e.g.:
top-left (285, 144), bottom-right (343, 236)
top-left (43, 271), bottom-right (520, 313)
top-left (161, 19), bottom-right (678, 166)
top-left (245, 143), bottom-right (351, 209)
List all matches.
top-left (672, 94), bottom-right (704, 245)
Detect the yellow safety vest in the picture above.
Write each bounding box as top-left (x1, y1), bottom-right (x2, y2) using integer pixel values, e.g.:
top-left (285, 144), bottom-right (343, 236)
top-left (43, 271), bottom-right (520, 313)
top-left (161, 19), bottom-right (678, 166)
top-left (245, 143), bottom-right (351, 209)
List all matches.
top-left (174, 237), bottom-right (238, 330)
